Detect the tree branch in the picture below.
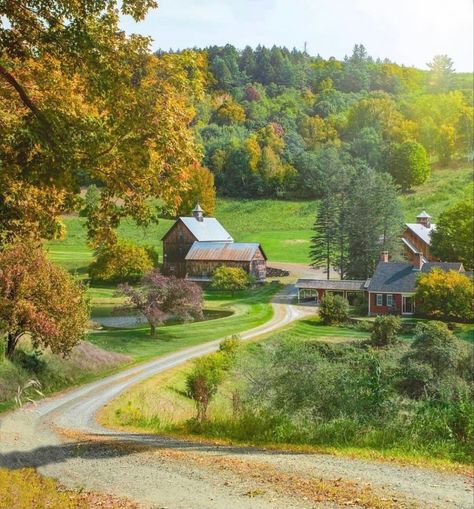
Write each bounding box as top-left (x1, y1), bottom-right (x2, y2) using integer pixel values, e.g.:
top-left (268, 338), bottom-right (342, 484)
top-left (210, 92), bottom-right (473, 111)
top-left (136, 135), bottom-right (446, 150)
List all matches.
top-left (0, 63), bottom-right (56, 147)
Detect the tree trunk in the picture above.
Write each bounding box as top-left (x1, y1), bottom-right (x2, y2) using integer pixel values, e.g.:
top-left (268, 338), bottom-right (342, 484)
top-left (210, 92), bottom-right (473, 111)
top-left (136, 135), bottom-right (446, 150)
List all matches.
top-left (5, 332), bottom-right (20, 360)
top-left (149, 323), bottom-right (156, 337)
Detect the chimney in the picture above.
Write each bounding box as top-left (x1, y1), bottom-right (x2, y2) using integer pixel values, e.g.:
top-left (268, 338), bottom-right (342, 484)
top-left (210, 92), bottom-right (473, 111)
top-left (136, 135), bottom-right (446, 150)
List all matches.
top-left (380, 251), bottom-right (389, 263)
top-left (192, 203), bottom-right (204, 222)
top-left (414, 252), bottom-right (424, 270)
top-left (416, 211), bottom-right (431, 228)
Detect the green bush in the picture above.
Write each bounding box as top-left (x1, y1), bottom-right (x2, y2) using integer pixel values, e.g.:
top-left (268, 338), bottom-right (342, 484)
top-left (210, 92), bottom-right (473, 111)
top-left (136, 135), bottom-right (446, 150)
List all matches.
top-left (319, 294), bottom-right (348, 325)
top-left (396, 358), bottom-right (434, 398)
top-left (407, 321), bottom-right (461, 377)
top-left (370, 315), bottom-right (401, 347)
top-left (186, 353), bottom-right (225, 422)
top-left (89, 241), bottom-right (157, 284)
top-left (219, 335), bottom-right (241, 364)
top-left (211, 266), bottom-right (252, 295)
top-left (352, 294), bottom-right (368, 316)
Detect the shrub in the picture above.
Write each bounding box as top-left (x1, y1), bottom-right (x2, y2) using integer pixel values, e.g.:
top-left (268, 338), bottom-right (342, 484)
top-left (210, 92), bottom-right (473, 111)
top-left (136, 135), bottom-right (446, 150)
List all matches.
top-left (319, 294), bottom-right (348, 325)
top-left (407, 321), bottom-right (461, 377)
top-left (370, 315), bottom-right (401, 347)
top-left (211, 266), bottom-right (252, 296)
top-left (352, 294), bottom-right (368, 316)
top-left (89, 241), bottom-right (156, 284)
top-left (219, 335), bottom-right (241, 359)
top-left (186, 353), bottom-right (225, 422)
top-left (397, 358), bottom-right (434, 398)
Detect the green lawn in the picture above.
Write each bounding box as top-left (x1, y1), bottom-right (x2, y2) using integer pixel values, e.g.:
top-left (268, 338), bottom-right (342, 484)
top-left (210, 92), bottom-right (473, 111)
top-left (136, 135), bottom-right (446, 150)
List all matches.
top-left (88, 285), bottom-right (278, 361)
top-left (47, 165), bottom-right (473, 268)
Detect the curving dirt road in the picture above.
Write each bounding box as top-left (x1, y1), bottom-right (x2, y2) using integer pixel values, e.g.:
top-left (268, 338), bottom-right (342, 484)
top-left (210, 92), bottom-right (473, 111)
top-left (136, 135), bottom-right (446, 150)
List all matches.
top-left (0, 287), bottom-right (472, 509)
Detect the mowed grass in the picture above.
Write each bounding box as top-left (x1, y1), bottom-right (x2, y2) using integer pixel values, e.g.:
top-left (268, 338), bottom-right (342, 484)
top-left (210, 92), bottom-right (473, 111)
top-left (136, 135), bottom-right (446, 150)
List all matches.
top-left (88, 285), bottom-right (278, 361)
top-left (47, 165), bottom-right (472, 268)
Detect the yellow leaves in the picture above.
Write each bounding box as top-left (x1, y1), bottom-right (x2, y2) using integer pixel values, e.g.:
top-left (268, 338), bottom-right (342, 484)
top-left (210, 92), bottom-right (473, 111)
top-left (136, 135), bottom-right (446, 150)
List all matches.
top-left (298, 115), bottom-right (340, 149)
top-left (416, 269), bottom-right (473, 320)
top-left (244, 134), bottom-right (261, 172)
top-left (1, 31), bottom-right (207, 244)
top-left (215, 99), bottom-right (246, 125)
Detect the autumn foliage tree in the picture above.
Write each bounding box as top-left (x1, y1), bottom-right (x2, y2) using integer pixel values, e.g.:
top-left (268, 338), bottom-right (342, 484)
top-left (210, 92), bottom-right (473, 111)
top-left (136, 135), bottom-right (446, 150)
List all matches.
top-left (0, 242), bottom-right (89, 359)
top-left (116, 270), bottom-right (203, 336)
top-left (0, 0), bottom-right (206, 245)
top-left (89, 241), bottom-right (157, 284)
top-left (415, 269), bottom-right (473, 322)
top-left (177, 163), bottom-right (216, 216)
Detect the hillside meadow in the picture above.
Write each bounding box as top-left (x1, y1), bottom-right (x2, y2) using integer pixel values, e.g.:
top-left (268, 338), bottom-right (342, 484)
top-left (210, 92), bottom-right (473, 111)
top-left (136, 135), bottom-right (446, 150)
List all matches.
top-left (48, 164), bottom-right (473, 269)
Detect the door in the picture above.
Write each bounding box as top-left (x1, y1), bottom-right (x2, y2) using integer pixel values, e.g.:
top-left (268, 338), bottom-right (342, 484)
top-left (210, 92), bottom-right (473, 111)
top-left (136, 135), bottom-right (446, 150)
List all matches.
top-left (402, 296), bottom-right (414, 314)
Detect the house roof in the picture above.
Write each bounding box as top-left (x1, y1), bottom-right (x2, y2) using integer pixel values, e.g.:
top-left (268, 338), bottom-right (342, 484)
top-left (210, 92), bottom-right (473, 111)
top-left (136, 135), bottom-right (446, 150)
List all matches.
top-left (185, 241), bottom-right (266, 262)
top-left (295, 279), bottom-right (367, 291)
top-left (405, 222), bottom-right (436, 245)
top-left (367, 261), bottom-right (464, 294)
top-left (162, 217), bottom-right (233, 242)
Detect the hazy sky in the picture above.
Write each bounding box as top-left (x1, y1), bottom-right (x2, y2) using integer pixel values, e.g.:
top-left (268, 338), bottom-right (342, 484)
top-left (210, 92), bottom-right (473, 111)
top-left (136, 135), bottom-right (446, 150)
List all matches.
top-left (120, 0), bottom-right (474, 72)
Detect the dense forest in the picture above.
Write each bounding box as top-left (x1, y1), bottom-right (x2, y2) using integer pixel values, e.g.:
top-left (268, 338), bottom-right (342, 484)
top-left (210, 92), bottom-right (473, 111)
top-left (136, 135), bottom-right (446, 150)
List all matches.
top-left (181, 44), bottom-right (473, 200)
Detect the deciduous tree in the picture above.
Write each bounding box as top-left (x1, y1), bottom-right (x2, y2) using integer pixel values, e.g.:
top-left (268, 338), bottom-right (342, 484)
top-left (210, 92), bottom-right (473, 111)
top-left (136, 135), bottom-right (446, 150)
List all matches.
top-left (116, 270), bottom-right (203, 336)
top-left (177, 164), bottom-right (216, 216)
top-left (431, 200), bottom-right (474, 270)
top-left (415, 269), bottom-right (473, 322)
top-left (0, 0), bottom-right (206, 244)
top-left (0, 242), bottom-right (89, 359)
top-left (386, 141), bottom-right (430, 191)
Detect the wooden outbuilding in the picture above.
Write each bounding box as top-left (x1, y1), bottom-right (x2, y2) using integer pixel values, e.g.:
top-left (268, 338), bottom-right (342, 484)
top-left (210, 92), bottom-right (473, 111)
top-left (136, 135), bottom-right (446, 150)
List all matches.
top-left (185, 242), bottom-right (267, 282)
top-left (162, 205), bottom-right (233, 277)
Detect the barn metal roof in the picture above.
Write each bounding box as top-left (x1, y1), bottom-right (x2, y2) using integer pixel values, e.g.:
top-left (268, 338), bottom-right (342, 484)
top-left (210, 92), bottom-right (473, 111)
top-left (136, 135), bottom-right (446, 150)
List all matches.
top-left (162, 217), bottom-right (233, 242)
top-left (185, 241), bottom-right (265, 262)
top-left (295, 279), bottom-right (367, 291)
top-left (405, 223), bottom-right (436, 245)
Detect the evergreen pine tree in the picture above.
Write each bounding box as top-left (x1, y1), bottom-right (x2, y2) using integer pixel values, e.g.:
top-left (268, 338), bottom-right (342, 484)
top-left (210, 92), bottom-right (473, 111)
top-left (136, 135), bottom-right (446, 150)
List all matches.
top-left (310, 195), bottom-right (338, 279)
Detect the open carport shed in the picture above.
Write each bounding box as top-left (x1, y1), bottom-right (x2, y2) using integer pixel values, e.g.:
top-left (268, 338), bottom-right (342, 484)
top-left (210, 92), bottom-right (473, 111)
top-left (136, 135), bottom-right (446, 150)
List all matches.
top-left (295, 279), bottom-right (368, 303)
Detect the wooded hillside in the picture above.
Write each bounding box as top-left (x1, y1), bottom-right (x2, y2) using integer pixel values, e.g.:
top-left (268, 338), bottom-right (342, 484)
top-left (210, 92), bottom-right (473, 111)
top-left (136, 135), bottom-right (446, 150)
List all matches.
top-left (179, 45), bottom-right (472, 199)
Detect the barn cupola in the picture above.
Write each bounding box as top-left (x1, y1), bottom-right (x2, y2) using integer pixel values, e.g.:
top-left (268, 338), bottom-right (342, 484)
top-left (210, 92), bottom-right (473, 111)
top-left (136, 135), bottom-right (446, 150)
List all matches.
top-left (416, 211), bottom-right (431, 228)
top-left (192, 203), bottom-right (204, 222)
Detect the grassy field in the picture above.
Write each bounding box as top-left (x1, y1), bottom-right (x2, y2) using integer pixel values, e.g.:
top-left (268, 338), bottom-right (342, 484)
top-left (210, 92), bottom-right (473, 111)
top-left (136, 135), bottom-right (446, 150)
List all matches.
top-left (47, 165), bottom-right (473, 268)
top-left (0, 285), bottom-right (278, 412)
top-left (87, 285), bottom-right (278, 361)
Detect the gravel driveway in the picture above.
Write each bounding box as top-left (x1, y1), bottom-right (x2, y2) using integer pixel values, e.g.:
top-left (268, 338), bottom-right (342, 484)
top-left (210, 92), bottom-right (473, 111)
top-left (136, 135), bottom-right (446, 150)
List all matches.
top-left (0, 286), bottom-right (471, 509)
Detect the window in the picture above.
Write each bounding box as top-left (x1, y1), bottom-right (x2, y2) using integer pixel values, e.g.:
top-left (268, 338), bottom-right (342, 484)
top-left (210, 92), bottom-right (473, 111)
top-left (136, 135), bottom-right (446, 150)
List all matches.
top-left (387, 294), bottom-right (393, 307)
top-left (376, 294), bottom-right (383, 306)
